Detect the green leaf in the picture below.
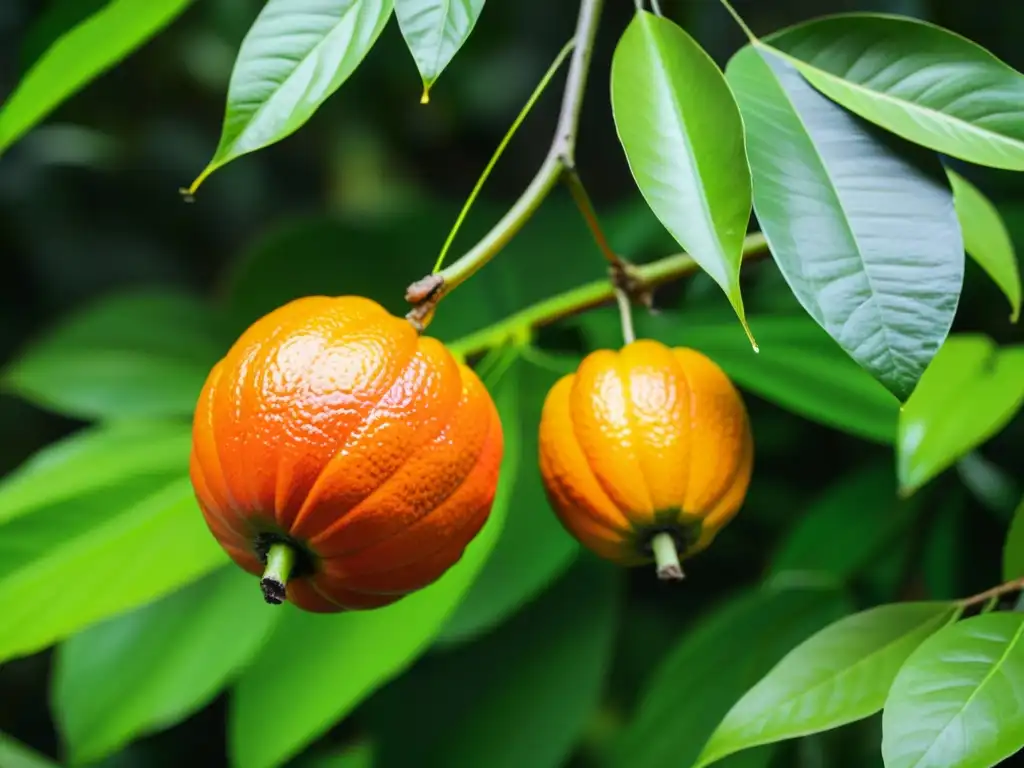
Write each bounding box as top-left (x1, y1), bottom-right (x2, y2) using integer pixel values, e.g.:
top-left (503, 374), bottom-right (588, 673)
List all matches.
top-left (725, 44), bottom-right (963, 401)
top-left (897, 334), bottom-right (1024, 495)
top-left (0, 476), bottom-right (227, 664)
top-left (395, 0), bottom-right (485, 99)
top-left (765, 14), bottom-right (1024, 171)
top-left (368, 556), bottom-right (620, 768)
top-left (882, 612), bottom-right (1024, 768)
top-left (53, 566), bottom-right (280, 766)
top-left (0, 733), bottom-right (59, 768)
top-left (956, 452), bottom-right (1021, 520)
top-left (948, 169), bottom-right (1022, 323)
top-left (227, 365), bottom-right (520, 768)
top-left (189, 0), bottom-right (394, 193)
top-left (1003, 497), bottom-right (1024, 582)
top-left (611, 584), bottom-right (850, 768)
top-left (0, 421), bottom-right (192, 526)
top-left (0, 0), bottom-right (192, 155)
top-left (579, 309), bottom-right (899, 444)
top-left (697, 602), bottom-right (958, 766)
top-left (610, 11), bottom-right (754, 344)
top-left (2, 289), bottom-right (227, 421)
top-left (770, 463), bottom-right (917, 581)
top-left (441, 355), bottom-right (579, 644)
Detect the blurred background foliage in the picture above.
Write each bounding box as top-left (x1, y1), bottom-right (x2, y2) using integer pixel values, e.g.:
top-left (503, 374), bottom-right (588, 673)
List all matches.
top-left (0, 0), bottom-right (1022, 767)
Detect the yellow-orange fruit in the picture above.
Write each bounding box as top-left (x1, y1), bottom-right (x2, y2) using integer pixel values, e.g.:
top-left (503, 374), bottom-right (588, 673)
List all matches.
top-left (189, 295), bottom-right (504, 612)
top-left (538, 339), bottom-right (752, 576)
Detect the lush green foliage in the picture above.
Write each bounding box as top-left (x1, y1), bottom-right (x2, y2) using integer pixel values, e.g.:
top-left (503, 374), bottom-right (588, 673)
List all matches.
top-left (1, 0), bottom-right (1023, 767)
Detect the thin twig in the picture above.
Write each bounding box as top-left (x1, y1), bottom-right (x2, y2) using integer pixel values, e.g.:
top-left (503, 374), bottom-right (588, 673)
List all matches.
top-left (615, 288), bottom-right (637, 345)
top-left (406, 0), bottom-right (605, 329)
top-left (959, 576), bottom-right (1024, 609)
top-left (563, 167), bottom-right (626, 270)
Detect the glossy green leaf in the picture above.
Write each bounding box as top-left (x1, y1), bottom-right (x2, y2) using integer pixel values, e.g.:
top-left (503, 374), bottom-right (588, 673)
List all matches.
top-left (0, 421), bottom-right (192, 526)
top-left (395, 0), bottom-right (485, 99)
top-left (726, 45), bottom-right (963, 401)
top-left (0, 0), bottom-right (192, 155)
top-left (228, 366), bottom-right (520, 768)
top-left (957, 452), bottom-right (1021, 520)
top-left (53, 566), bottom-right (280, 766)
top-left (771, 463), bottom-right (917, 581)
top-left (898, 334), bottom-right (1024, 495)
top-left (697, 602), bottom-right (957, 766)
top-left (611, 11), bottom-right (754, 343)
top-left (189, 0), bottom-right (393, 193)
top-left (580, 309), bottom-right (899, 443)
top-left (765, 14), bottom-right (1024, 171)
top-left (0, 476), bottom-right (227, 664)
top-left (948, 170), bottom-right (1021, 322)
top-left (1, 290), bottom-right (227, 421)
top-left (611, 584), bottom-right (850, 768)
top-left (882, 612), bottom-right (1024, 768)
top-left (0, 733), bottom-right (59, 768)
top-left (369, 557), bottom-right (619, 768)
top-left (1004, 497), bottom-right (1024, 582)
top-left (441, 355), bottom-right (579, 644)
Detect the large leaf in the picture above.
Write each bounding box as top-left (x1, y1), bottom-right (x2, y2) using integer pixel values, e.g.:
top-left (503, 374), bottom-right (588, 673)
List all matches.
top-left (610, 11), bottom-right (754, 342)
top-left (579, 308), bottom-right (899, 444)
top-left (0, 0), bottom-right (192, 155)
top-left (725, 45), bottom-right (963, 401)
top-left (697, 602), bottom-right (957, 766)
top-left (0, 476), bottom-right (227, 663)
top-left (441, 355), bottom-right (579, 644)
top-left (395, 0), bottom-right (485, 100)
top-left (882, 612), bottom-right (1024, 768)
top-left (610, 584), bottom-right (850, 768)
top-left (368, 557), bottom-right (620, 768)
top-left (765, 14), bottom-right (1024, 171)
top-left (948, 170), bottom-right (1022, 322)
top-left (1, 289), bottom-right (227, 421)
top-left (188, 0), bottom-right (394, 193)
top-left (303, 743), bottom-right (375, 768)
top-left (227, 366), bottom-right (520, 768)
top-left (770, 463), bottom-right (917, 581)
top-left (1004, 497), bottom-right (1024, 582)
top-left (897, 334), bottom-right (1024, 495)
top-left (53, 566), bottom-right (281, 766)
top-left (0, 421), bottom-right (192, 526)
top-left (0, 734), bottom-right (59, 768)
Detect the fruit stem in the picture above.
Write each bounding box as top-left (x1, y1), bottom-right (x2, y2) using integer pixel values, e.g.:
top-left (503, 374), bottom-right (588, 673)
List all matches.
top-left (260, 543), bottom-right (294, 605)
top-left (652, 533), bottom-right (684, 581)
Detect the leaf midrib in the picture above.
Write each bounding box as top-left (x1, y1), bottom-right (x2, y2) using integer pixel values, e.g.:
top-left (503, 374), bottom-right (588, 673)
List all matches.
top-left (760, 41), bottom-right (1024, 154)
top-left (228, 0), bottom-right (364, 152)
top-left (909, 617), bottom-right (1024, 768)
top-left (643, 17), bottom-right (728, 273)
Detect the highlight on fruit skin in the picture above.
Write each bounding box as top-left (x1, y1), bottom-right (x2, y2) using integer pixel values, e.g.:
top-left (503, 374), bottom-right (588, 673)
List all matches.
top-left (188, 295), bottom-right (504, 612)
top-left (537, 339), bottom-right (753, 580)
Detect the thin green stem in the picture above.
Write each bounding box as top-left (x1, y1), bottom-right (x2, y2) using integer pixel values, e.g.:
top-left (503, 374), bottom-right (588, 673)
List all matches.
top-left (406, 0), bottom-right (605, 329)
top-left (431, 40), bottom-right (575, 275)
top-left (649, 0), bottom-right (664, 15)
top-left (260, 543), bottom-right (295, 605)
top-left (615, 288), bottom-right (636, 344)
top-left (717, 0), bottom-right (758, 43)
top-left (651, 533), bottom-right (684, 581)
top-left (447, 232), bottom-right (769, 359)
top-left (564, 167), bottom-right (625, 270)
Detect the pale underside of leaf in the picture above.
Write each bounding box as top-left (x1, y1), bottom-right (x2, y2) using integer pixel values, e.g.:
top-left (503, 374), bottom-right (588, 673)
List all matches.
top-left (726, 45), bottom-right (963, 400)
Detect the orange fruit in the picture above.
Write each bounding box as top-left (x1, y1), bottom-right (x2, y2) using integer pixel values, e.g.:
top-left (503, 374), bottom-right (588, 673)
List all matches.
top-left (189, 295), bottom-right (504, 612)
top-left (537, 339), bottom-right (752, 579)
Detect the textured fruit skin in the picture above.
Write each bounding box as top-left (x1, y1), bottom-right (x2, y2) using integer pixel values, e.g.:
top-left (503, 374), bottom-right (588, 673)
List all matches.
top-left (538, 339), bottom-right (752, 567)
top-left (189, 295), bottom-right (504, 612)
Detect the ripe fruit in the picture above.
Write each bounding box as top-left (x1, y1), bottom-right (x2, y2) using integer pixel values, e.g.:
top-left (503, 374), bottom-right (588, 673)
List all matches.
top-left (538, 339), bottom-right (752, 580)
top-left (189, 295), bottom-right (504, 612)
